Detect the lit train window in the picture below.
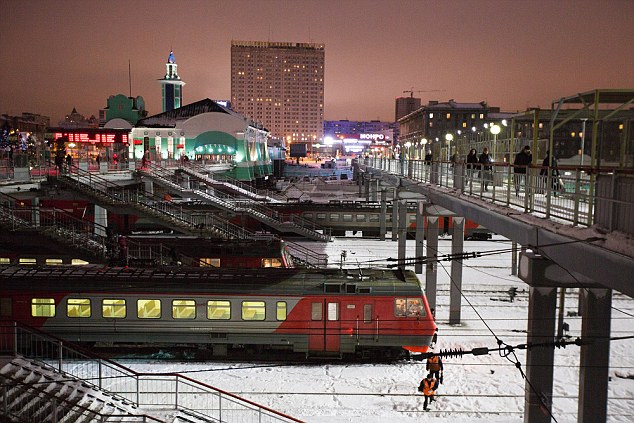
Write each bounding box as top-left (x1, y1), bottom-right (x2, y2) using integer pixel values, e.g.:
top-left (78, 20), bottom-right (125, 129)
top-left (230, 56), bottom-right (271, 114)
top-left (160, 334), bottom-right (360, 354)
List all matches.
top-left (207, 300), bottom-right (231, 320)
top-left (71, 259), bottom-right (89, 265)
top-left (343, 214), bottom-right (353, 222)
top-left (31, 298), bottom-right (55, 317)
top-left (316, 213), bottom-right (326, 220)
top-left (394, 298), bottom-right (407, 317)
top-left (262, 258), bottom-right (283, 268)
top-left (200, 258), bottom-right (221, 267)
top-left (395, 298), bottom-right (425, 317)
top-left (329, 213), bottom-right (340, 221)
top-left (356, 214), bottom-right (366, 222)
top-left (0, 258), bottom-right (10, 264)
top-left (137, 299), bottom-right (161, 319)
top-left (19, 258), bottom-right (37, 265)
top-left (172, 300), bottom-right (196, 319)
top-left (45, 259), bottom-right (64, 265)
top-left (369, 214), bottom-right (379, 222)
top-left (67, 299), bottom-right (91, 318)
top-left (102, 299), bottom-right (126, 318)
top-left (276, 302), bottom-right (287, 321)
top-left (311, 302), bottom-right (322, 320)
top-left (242, 301), bottom-right (265, 321)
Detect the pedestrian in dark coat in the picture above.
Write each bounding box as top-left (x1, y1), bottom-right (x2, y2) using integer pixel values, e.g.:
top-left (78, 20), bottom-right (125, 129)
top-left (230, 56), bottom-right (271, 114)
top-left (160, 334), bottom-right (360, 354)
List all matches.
top-left (466, 149), bottom-right (478, 180)
top-left (478, 147), bottom-right (493, 191)
top-left (540, 151), bottom-right (561, 194)
top-left (513, 145), bottom-right (532, 196)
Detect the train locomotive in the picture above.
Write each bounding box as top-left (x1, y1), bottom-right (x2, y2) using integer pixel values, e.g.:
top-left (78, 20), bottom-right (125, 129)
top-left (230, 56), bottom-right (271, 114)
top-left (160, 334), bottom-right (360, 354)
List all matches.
top-left (0, 265), bottom-right (436, 359)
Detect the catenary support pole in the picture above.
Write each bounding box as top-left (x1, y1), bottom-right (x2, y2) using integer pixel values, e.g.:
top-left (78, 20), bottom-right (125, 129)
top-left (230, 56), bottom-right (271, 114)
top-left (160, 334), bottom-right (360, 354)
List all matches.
top-left (511, 241), bottom-right (518, 276)
top-left (379, 188), bottom-right (387, 241)
top-left (578, 288), bottom-right (612, 423)
top-left (391, 189), bottom-right (398, 241)
top-left (449, 217), bottom-right (464, 325)
top-left (415, 201), bottom-right (425, 274)
top-left (397, 199), bottom-right (408, 270)
top-left (425, 216), bottom-right (439, 314)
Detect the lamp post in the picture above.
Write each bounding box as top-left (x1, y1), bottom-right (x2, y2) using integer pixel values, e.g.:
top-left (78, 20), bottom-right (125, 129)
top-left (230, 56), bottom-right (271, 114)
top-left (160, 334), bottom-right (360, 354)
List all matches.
top-left (490, 124), bottom-right (501, 162)
top-left (580, 118), bottom-right (587, 166)
top-left (445, 133), bottom-right (453, 161)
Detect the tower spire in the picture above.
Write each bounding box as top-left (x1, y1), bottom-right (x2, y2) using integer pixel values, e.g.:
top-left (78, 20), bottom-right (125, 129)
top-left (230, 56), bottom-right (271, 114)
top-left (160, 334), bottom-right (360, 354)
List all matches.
top-left (158, 49), bottom-right (185, 112)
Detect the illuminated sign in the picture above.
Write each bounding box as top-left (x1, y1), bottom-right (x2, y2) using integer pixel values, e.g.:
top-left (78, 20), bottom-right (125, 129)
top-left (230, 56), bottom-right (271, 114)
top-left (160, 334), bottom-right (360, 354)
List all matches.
top-left (54, 132), bottom-right (128, 144)
top-left (359, 133), bottom-right (385, 141)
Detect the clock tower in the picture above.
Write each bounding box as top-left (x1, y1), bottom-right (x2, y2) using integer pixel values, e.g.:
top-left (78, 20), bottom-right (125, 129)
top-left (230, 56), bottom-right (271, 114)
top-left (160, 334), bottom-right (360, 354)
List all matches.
top-left (158, 50), bottom-right (185, 112)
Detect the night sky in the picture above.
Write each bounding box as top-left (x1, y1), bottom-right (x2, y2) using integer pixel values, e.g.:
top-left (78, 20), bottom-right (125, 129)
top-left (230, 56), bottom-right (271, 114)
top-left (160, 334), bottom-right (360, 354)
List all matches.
top-left (2, 0), bottom-right (633, 124)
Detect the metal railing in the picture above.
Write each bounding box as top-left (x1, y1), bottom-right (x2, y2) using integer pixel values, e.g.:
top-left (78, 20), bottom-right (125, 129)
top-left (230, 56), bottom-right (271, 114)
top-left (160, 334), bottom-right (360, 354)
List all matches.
top-left (0, 319), bottom-right (303, 423)
top-left (364, 157), bottom-right (625, 227)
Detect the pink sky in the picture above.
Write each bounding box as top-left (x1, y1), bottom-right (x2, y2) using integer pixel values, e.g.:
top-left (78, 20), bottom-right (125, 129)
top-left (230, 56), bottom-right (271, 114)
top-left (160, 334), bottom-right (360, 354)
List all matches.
top-left (1, 0), bottom-right (633, 124)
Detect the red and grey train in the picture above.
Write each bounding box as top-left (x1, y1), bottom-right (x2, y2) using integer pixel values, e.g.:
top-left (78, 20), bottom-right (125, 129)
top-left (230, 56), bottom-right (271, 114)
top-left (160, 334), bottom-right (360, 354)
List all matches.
top-left (0, 265), bottom-right (436, 359)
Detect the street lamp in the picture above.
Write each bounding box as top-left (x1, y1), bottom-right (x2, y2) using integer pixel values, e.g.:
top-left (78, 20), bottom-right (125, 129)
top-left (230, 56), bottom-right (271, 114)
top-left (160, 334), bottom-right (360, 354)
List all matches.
top-left (445, 133), bottom-right (453, 161)
top-left (490, 124), bottom-right (501, 162)
top-left (404, 141), bottom-right (412, 160)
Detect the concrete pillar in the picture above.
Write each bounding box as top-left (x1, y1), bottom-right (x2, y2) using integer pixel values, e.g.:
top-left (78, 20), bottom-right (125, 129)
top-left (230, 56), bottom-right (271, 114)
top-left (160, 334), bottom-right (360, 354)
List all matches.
top-left (391, 189), bottom-right (398, 241)
top-left (524, 285), bottom-right (557, 423)
top-left (415, 201), bottom-right (425, 275)
top-left (144, 179), bottom-right (154, 195)
top-left (425, 216), bottom-right (439, 313)
top-left (364, 177), bottom-right (370, 201)
top-left (32, 197), bottom-right (40, 228)
top-left (578, 288), bottom-right (612, 423)
top-left (511, 241), bottom-right (517, 276)
top-left (358, 173), bottom-right (364, 197)
top-left (397, 199), bottom-right (407, 270)
top-left (94, 205), bottom-right (108, 237)
top-left (407, 160), bottom-right (413, 179)
top-left (449, 217), bottom-right (464, 325)
top-left (370, 179), bottom-right (379, 202)
top-left (379, 188), bottom-right (387, 241)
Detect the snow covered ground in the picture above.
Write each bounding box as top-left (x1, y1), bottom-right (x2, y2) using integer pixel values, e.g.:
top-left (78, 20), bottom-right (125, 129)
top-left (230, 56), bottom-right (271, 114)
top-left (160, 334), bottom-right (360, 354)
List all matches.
top-left (123, 236), bottom-right (634, 422)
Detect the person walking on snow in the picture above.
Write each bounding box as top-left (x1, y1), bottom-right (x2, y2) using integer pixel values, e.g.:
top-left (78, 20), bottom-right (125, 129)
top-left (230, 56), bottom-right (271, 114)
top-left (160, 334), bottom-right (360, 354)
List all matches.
top-left (420, 373), bottom-right (439, 411)
top-left (426, 352), bottom-right (444, 382)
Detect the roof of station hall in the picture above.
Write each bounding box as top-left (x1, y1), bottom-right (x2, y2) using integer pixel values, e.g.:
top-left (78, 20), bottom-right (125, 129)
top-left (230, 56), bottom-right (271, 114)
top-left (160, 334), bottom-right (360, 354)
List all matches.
top-left (136, 98), bottom-right (264, 129)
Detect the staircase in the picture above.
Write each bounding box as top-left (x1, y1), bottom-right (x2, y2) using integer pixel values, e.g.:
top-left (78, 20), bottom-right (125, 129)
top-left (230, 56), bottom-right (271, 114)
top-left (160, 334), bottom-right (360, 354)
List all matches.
top-left (143, 163), bottom-right (331, 242)
top-left (51, 166), bottom-right (252, 240)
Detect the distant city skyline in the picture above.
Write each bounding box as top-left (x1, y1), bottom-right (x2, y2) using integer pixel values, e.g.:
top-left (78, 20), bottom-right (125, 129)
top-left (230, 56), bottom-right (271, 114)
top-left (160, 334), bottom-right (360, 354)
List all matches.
top-left (1, 0), bottom-right (632, 125)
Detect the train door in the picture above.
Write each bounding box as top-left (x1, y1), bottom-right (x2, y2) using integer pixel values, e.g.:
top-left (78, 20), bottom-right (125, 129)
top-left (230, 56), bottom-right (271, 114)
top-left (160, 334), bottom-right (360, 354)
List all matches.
top-left (308, 299), bottom-right (341, 353)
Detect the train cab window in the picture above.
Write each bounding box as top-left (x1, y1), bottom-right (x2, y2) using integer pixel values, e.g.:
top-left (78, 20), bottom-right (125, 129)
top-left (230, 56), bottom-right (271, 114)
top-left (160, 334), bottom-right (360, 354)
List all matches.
top-left (327, 302), bottom-right (339, 321)
top-left (172, 300), bottom-right (196, 319)
top-left (395, 298), bottom-right (425, 317)
top-left (242, 301), bottom-right (265, 321)
top-left (200, 258), bottom-right (221, 268)
top-left (262, 258), bottom-right (283, 268)
top-left (207, 300), bottom-right (231, 320)
top-left (137, 299), bottom-right (161, 319)
top-left (363, 304), bottom-right (372, 323)
top-left (31, 298), bottom-right (55, 317)
top-left (311, 302), bottom-right (322, 320)
top-left (102, 299), bottom-right (126, 318)
top-left (67, 299), bottom-right (91, 318)
top-left (342, 214), bottom-right (353, 222)
top-left (276, 301), bottom-right (287, 321)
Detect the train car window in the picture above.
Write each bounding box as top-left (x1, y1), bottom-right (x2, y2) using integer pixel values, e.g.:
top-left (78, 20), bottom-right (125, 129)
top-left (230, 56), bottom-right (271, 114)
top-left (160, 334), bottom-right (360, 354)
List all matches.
top-left (262, 258), bottom-right (283, 268)
top-left (343, 214), bottom-right (353, 222)
top-left (137, 299), bottom-right (161, 319)
top-left (31, 298), bottom-right (55, 317)
top-left (329, 213), bottom-right (340, 222)
top-left (71, 259), bottom-right (89, 265)
top-left (276, 302), bottom-right (287, 321)
top-left (356, 214), bottom-right (366, 222)
top-left (172, 300), bottom-right (196, 319)
top-left (394, 298), bottom-right (407, 317)
top-left (19, 258), bottom-right (37, 265)
top-left (242, 301), bottom-right (265, 321)
top-left (363, 304), bottom-right (372, 323)
top-left (67, 299), bottom-right (91, 318)
top-left (345, 284), bottom-right (356, 294)
top-left (311, 302), bottom-right (322, 320)
top-left (207, 300), bottom-right (231, 320)
top-left (406, 298), bottom-right (425, 317)
top-left (409, 215), bottom-right (417, 222)
top-left (304, 212), bottom-right (313, 219)
top-left (316, 213), bottom-right (326, 220)
top-left (327, 302), bottom-right (339, 321)
top-left (45, 259), bottom-right (64, 265)
top-left (102, 299), bottom-right (126, 318)
top-left (0, 298), bottom-right (12, 316)
top-left (0, 258), bottom-right (10, 264)
top-left (369, 214), bottom-right (379, 222)
top-left (324, 283), bottom-right (341, 293)
top-left (200, 258), bottom-right (221, 268)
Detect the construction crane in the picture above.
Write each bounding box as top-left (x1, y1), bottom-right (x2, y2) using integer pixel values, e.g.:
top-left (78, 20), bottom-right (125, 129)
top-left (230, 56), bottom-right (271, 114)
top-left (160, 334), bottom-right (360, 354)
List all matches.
top-left (403, 88), bottom-right (446, 98)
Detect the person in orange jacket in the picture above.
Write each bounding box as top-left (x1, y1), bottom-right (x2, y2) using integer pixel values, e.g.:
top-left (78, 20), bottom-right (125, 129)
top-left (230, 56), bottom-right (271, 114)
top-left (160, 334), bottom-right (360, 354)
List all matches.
top-left (420, 373), bottom-right (438, 411)
top-left (426, 354), bottom-right (444, 382)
